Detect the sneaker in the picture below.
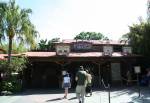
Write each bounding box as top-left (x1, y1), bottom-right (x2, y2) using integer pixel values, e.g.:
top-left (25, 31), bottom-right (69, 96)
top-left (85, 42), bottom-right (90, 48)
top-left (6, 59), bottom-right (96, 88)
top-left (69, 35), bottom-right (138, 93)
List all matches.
top-left (90, 93), bottom-right (92, 96)
top-left (63, 96), bottom-right (67, 99)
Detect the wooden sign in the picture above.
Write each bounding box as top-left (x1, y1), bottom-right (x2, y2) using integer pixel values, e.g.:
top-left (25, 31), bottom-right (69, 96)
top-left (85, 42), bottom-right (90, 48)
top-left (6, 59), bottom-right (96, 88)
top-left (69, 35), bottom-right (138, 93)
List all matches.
top-left (56, 45), bottom-right (70, 56)
top-left (134, 66), bottom-right (141, 74)
top-left (123, 46), bottom-right (132, 54)
top-left (103, 46), bottom-right (113, 56)
top-left (73, 41), bottom-right (92, 50)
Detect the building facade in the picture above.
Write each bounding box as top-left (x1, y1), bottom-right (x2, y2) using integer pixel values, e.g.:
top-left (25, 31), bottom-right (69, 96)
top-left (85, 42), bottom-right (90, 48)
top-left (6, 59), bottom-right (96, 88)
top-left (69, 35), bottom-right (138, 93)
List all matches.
top-left (22, 39), bottom-right (142, 89)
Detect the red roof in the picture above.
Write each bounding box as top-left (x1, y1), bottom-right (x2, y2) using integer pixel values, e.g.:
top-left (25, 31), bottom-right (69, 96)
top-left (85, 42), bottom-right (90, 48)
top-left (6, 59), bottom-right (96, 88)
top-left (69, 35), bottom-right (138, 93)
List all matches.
top-left (23, 52), bottom-right (56, 57)
top-left (0, 54), bottom-right (22, 60)
top-left (0, 54), bottom-right (6, 60)
top-left (69, 52), bottom-right (102, 57)
top-left (23, 52), bottom-right (139, 58)
top-left (0, 52), bottom-right (141, 59)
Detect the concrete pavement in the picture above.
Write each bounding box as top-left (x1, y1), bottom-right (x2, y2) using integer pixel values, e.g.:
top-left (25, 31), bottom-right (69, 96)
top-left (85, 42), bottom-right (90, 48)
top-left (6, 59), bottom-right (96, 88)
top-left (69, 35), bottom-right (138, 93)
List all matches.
top-left (0, 87), bottom-right (150, 103)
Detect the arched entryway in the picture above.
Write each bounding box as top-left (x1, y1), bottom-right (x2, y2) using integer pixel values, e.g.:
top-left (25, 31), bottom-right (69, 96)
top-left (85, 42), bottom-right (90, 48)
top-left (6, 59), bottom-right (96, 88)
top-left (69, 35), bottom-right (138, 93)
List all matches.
top-left (63, 61), bottom-right (100, 88)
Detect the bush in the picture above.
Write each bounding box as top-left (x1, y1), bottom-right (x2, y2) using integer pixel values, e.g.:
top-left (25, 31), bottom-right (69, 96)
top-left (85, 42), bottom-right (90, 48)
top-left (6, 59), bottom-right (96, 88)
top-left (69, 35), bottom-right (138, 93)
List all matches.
top-left (1, 79), bottom-right (22, 93)
top-left (0, 57), bottom-right (27, 94)
top-left (0, 57), bottom-right (27, 74)
top-left (11, 80), bottom-right (22, 92)
top-left (1, 81), bottom-right (13, 92)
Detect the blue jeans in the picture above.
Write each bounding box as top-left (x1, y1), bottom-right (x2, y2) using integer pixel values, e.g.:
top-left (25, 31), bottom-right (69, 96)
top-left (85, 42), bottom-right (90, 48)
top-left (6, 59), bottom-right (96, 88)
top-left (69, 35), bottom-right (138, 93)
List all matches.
top-left (141, 76), bottom-right (150, 86)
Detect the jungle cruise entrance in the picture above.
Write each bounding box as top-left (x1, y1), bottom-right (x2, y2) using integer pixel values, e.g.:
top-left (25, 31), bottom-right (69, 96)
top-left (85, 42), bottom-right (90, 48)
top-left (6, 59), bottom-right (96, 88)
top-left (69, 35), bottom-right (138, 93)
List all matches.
top-left (23, 39), bottom-right (142, 89)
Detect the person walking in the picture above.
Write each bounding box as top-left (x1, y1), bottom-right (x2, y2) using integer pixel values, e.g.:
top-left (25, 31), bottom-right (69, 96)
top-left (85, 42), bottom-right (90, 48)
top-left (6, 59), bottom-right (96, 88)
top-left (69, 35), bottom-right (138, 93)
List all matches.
top-left (126, 70), bottom-right (132, 86)
top-left (141, 68), bottom-right (150, 86)
top-left (146, 68), bottom-right (150, 87)
top-left (0, 72), bottom-right (2, 95)
top-left (62, 72), bottom-right (71, 99)
top-left (75, 66), bottom-right (87, 103)
top-left (85, 69), bottom-right (92, 96)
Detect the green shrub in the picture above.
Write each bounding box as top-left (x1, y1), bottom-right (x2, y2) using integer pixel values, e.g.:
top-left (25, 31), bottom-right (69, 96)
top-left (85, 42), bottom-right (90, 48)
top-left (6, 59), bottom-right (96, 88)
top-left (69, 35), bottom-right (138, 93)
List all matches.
top-left (0, 57), bottom-right (27, 94)
top-left (12, 80), bottom-right (22, 92)
top-left (1, 80), bottom-right (22, 93)
top-left (1, 81), bottom-right (14, 92)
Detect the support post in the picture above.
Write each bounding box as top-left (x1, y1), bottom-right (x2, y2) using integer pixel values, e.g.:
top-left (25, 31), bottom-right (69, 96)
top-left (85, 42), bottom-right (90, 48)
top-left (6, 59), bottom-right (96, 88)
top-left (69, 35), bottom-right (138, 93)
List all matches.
top-left (98, 64), bottom-right (101, 87)
top-left (134, 66), bottom-right (141, 98)
top-left (137, 74), bottom-right (141, 97)
top-left (108, 84), bottom-right (111, 103)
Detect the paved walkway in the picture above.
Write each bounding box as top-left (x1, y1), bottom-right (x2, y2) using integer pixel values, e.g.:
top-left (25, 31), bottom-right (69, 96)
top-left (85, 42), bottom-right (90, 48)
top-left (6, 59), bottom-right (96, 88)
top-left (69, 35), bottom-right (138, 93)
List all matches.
top-left (0, 87), bottom-right (150, 103)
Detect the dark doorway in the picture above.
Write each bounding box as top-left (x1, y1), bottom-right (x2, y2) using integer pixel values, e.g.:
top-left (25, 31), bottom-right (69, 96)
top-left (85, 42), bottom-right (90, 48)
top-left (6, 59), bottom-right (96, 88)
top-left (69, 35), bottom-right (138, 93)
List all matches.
top-left (101, 62), bottom-right (111, 85)
top-left (64, 61), bottom-right (99, 88)
top-left (27, 62), bottom-right (61, 89)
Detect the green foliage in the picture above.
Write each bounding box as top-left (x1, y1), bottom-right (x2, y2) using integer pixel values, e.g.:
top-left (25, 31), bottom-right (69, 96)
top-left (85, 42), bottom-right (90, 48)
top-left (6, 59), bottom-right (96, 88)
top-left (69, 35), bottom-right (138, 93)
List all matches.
top-left (12, 43), bottom-right (28, 53)
top-left (0, 57), bottom-right (27, 73)
top-left (1, 77), bottom-right (22, 93)
top-left (74, 32), bottom-right (109, 40)
top-left (50, 38), bottom-right (60, 42)
top-left (0, 42), bottom-right (28, 54)
top-left (0, 60), bottom-right (7, 71)
top-left (38, 39), bottom-right (48, 50)
top-left (0, 2), bottom-right (6, 44)
top-left (1, 81), bottom-right (13, 92)
top-left (122, 20), bottom-right (150, 58)
top-left (37, 38), bottom-right (60, 51)
top-left (8, 57), bottom-right (27, 73)
top-left (0, 57), bottom-right (26, 93)
top-left (0, 0), bottom-right (38, 63)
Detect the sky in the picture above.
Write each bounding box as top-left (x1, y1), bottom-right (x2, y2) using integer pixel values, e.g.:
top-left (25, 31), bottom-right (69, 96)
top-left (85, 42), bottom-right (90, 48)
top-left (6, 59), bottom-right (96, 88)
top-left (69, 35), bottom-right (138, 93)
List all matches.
top-left (3, 0), bottom-right (148, 40)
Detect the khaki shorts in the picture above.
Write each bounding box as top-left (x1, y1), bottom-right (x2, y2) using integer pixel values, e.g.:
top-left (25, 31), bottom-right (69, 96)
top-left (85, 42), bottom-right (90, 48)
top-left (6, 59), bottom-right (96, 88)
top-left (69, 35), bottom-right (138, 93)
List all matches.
top-left (76, 85), bottom-right (85, 94)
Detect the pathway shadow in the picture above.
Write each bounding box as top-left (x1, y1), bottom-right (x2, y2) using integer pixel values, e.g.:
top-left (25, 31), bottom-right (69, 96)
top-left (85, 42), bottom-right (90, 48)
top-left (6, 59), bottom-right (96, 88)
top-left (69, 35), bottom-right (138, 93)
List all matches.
top-left (46, 97), bottom-right (63, 102)
top-left (130, 95), bottom-right (150, 103)
top-left (46, 96), bottom-right (77, 102)
top-left (14, 89), bottom-right (64, 96)
top-left (68, 96), bottom-right (77, 100)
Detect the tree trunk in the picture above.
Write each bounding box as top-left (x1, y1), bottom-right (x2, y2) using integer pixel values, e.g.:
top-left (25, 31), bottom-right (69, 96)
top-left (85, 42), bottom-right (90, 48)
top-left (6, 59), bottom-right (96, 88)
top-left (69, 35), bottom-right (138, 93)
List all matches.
top-left (8, 37), bottom-right (12, 64)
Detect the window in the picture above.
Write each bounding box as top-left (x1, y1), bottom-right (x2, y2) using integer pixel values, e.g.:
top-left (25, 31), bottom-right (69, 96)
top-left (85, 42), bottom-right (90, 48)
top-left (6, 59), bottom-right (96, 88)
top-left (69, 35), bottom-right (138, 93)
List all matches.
top-left (58, 50), bottom-right (62, 53)
top-left (64, 50), bottom-right (68, 53)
